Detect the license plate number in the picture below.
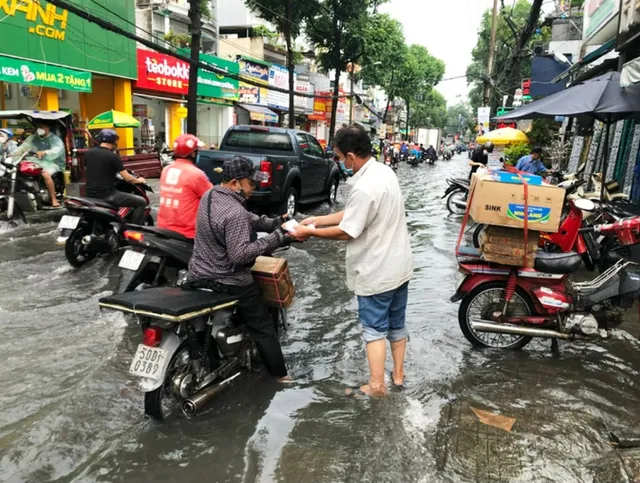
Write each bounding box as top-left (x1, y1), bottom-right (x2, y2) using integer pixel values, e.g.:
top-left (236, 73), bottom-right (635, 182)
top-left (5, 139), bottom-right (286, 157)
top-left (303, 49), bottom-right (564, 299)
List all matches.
top-left (58, 215), bottom-right (80, 230)
top-left (119, 250), bottom-right (145, 271)
top-left (129, 344), bottom-right (167, 380)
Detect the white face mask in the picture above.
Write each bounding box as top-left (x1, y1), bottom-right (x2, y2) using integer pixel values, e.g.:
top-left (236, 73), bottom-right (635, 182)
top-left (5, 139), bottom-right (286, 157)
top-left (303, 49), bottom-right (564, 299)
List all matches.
top-left (37, 128), bottom-right (46, 137)
top-left (0, 135), bottom-right (7, 144)
top-left (483, 149), bottom-right (488, 155)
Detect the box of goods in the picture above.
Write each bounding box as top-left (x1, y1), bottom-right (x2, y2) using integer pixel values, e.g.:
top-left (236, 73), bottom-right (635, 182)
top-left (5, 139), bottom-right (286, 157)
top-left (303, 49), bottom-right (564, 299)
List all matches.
top-left (251, 256), bottom-right (295, 308)
top-left (469, 173), bottom-right (564, 232)
top-left (478, 226), bottom-right (539, 268)
top-left (492, 170), bottom-right (543, 185)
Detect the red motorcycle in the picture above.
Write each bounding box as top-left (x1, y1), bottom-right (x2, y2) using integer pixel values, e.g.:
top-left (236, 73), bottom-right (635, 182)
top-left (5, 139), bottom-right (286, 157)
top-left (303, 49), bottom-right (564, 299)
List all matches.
top-left (56, 173), bottom-right (154, 267)
top-left (452, 217), bottom-right (640, 350)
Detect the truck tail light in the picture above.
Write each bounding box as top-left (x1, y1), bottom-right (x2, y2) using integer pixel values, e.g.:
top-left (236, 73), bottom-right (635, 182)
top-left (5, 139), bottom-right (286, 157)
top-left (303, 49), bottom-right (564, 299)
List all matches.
top-left (259, 159), bottom-right (272, 188)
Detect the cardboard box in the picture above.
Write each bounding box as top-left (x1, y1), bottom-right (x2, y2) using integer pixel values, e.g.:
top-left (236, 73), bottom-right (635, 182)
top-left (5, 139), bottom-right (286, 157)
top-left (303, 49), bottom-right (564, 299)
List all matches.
top-left (469, 174), bottom-right (565, 233)
top-left (478, 226), bottom-right (540, 248)
top-left (251, 256), bottom-right (295, 308)
top-left (492, 171), bottom-right (543, 185)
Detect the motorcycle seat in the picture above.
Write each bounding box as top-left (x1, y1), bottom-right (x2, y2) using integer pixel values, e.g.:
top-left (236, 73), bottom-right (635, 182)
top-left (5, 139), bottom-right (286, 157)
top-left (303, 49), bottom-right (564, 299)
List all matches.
top-left (99, 287), bottom-right (238, 322)
top-left (66, 196), bottom-right (117, 210)
top-left (534, 251), bottom-right (583, 274)
top-left (137, 226), bottom-right (192, 243)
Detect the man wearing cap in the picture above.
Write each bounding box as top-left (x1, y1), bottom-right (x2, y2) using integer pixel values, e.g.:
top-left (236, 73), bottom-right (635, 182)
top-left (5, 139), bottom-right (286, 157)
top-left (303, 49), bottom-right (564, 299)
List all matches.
top-left (188, 156), bottom-right (294, 382)
top-left (515, 147), bottom-right (548, 175)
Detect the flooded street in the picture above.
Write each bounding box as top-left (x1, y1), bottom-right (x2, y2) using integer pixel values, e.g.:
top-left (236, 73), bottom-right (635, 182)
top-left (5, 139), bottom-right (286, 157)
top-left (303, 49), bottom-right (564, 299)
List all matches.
top-left (2, 154), bottom-right (640, 482)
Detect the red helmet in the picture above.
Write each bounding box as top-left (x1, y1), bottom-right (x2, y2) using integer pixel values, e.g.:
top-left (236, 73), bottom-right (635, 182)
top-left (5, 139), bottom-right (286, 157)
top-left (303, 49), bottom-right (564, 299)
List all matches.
top-left (173, 134), bottom-right (204, 158)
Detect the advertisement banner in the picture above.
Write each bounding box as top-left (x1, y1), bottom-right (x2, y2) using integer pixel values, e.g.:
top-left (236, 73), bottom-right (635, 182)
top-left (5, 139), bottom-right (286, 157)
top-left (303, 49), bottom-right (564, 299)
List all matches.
top-left (135, 49), bottom-right (189, 94)
top-left (0, 0), bottom-right (136, 79)
top-left (177, 49), bottom-right (240, 101)
top-left (478, 106), bottom-right (491, 133)
top-left (238, 83), bottom-right (260, 104)
top-left (239, 58), bottom-right (270, 84)
top-left (295, 73), bottom-right (311, 110)
top-left (0, 54), bottom-right (91, 92)
top-left (268, 64), bottom-right (292, 110)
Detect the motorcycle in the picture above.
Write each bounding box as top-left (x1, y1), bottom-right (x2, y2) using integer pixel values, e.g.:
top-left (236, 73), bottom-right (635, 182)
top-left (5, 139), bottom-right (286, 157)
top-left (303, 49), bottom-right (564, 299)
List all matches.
top-left (57, 174), bottom-right (154, 267)
top-left (0, 150), bottom-right (65, 222)
top-left (443, 149), bottom-right (453, 161)
top-left (443, 177), bottom-right (470, 215)
top-left (98, 273), bottom-right (291, 419)
top-left (452, 216), bottom-right (640, 350)
top-left (407, 154), bottom-right (420, 167)
top-left (384, 155), bottom-right (398, 171)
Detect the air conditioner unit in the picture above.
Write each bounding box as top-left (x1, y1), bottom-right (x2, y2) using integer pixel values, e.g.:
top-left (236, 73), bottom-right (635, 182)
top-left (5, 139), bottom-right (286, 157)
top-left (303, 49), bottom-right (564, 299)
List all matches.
top-left (533, 42), bottom-right (545, 55)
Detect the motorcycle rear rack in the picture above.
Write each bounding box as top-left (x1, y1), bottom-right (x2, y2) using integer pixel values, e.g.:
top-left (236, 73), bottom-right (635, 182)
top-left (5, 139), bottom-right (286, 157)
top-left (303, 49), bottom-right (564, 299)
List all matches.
top-left (571, 259), bottom-right (631, 295)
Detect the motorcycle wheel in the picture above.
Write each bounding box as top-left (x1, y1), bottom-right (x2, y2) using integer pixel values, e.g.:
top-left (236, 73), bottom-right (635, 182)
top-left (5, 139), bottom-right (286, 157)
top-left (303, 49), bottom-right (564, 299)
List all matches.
top-left (145, 342), bottom-right (192, 420)
top-left (0, 203), bottom-right (27, 226)
top-left (472, 224), bottom-right (487, 248)
top-left (458, 282), bottom-right (534, 350)
top-left (446, 190), bottom-right (467, 216)
top-left (144, 214), bottom-right (154, 226)
top-left (64, 225), bottom-right (97, 268)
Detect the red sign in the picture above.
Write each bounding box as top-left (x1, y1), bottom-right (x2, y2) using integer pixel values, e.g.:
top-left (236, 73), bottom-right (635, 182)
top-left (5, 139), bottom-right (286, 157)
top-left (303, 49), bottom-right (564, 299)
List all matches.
top-left (521, 78), bottom-right (531, 96)
top-left (135, 49), bottom-right (189, 95)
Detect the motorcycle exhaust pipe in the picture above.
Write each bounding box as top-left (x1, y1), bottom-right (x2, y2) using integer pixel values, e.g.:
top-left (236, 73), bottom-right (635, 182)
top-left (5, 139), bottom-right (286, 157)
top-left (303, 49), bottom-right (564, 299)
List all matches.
top-left (81, 235), bottom-right (112, 253)
top-left (181, 371), bottom-right (241, 416)
top-left (452, 199), bottom-right (468, 208)
top-left (470, 321), bottom-right (573, 339)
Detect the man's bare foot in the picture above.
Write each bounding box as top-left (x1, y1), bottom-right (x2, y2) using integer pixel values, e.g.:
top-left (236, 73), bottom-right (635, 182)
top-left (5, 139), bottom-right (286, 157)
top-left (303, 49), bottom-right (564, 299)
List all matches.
top-left (277, 375), bottom-right (294, 383)
top-left (391, 370), bottom-right (404, 386)
top-left (360, 384), bottom-right (387, 397)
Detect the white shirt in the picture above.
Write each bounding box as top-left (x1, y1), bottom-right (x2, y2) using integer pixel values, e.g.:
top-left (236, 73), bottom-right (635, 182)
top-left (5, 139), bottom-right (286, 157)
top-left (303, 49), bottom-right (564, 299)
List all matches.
top-left (338, 158), bottom-right (413, 296)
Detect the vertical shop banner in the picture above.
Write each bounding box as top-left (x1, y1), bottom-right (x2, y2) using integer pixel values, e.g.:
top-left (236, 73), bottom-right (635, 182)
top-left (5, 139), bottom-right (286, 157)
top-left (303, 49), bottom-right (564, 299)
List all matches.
top-left (295, 73), bottom-right (311, 111)
top-left (268, 64), bottom-right (293, 110)
top-left (477, 106), bottom-right (491, 133)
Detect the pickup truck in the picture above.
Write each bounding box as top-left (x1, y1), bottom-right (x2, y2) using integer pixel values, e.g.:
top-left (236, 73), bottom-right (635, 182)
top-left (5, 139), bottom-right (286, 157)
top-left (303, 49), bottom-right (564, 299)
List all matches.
top-left (197, 125), bottom-right (341, 216)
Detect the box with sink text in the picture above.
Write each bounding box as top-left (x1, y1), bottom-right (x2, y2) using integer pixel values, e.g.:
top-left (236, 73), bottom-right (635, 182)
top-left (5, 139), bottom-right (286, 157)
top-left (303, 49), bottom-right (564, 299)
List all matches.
top-left (468, 173), bottom-right (565, 233)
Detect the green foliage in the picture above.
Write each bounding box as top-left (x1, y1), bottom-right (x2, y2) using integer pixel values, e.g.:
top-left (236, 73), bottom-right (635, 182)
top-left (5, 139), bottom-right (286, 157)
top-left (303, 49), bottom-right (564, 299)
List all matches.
top-left (410, 90), bottom-right (447, 129)
top-left (163, 31), bottom-right (191, 48)
top-left (358, 14), bottom-right (406, 89)
top-left (528, 118), bottom-right (555, 147)
top-left (445, 102), bottom-right (475, 135)
top-left (201, 0), bottom-right (212, 18)
top-left (504, 142), bottom-right (531, 165)
top-left (251, 25), bottom-right (279, 39)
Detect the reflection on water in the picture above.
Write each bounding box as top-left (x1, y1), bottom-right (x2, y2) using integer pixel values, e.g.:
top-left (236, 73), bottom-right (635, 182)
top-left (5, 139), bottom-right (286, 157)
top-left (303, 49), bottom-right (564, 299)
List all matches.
top-left (0, 155), bottom-right (639, 482)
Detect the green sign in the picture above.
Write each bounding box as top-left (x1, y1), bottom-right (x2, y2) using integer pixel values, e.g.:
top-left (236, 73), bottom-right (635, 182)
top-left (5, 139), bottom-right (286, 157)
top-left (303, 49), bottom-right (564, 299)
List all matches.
top-left (177, 49), bottom-right (240, 101)
top-left (0, 54), bottom-right (91, 92)
top-left (0, 0), bottom-right (136, 79)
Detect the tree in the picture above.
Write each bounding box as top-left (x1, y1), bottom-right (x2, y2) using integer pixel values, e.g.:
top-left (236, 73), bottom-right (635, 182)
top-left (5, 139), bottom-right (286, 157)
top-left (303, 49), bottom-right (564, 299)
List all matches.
top-left (466, 0), bottom-right (546, 113)
top-left (306, 0), bottom-right (386, 141)
top-left (244, 0), bottom-right (316, 128)
top-left (410, 90), bottom-right (447, 130)
top-left (444, 102), bottom-right (475, 137)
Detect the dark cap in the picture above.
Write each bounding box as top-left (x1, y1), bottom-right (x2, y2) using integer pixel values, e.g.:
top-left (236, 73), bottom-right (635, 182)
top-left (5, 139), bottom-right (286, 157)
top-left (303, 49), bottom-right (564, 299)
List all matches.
top-left (223, 156), bottom-right (269, 183)
top-left (531, 146), bottom-right (543, 154)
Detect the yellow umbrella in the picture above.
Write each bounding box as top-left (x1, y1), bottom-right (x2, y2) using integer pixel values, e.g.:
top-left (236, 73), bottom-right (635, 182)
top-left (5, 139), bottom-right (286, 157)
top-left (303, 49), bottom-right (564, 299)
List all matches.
top-left (476, 127), bottom-right (529, 145)
top-left (88, 110), bottom-right (140, 129)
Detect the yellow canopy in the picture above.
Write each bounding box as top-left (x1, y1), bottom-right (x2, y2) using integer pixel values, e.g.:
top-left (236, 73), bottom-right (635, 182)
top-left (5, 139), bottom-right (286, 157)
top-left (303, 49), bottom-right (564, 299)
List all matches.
top-left (476, 127), bottom-right (529, 145)
top-left (88, 110), bottom-right (140, 129)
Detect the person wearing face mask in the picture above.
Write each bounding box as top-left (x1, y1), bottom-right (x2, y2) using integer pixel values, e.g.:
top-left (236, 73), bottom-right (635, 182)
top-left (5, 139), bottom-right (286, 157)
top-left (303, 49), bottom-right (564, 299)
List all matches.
top-left (157, 134), bottom-right (212, 239)
top-left (84, 129), bottom-right (147, 224)
top-left (290, 126), bottom-right (413, 397)
top-left (12, 122), bottom-right (66, 208)
top-left (468, 141), bottom-right (494, 178)
top-left (0, 128), bottom-right (18, 157)
top-left (187, 156), bottom-right (295, 382)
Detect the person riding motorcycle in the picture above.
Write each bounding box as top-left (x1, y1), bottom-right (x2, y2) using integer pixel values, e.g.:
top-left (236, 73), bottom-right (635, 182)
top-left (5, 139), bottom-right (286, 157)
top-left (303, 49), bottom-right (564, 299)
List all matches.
top-left (468, 141), bottom-right (494, 178)
top-left (157, 134), bottom-right (213, 239)
top-left (0, 128), bottom-right (18, 157)
top-left (426, 144), bottom-right (437, 162)
top-left (84, 129), bottom-right (147, 224)
top-left (186, 156), bottom-right (296, 383)
top-left (11, 122), bottom-right (65, 208)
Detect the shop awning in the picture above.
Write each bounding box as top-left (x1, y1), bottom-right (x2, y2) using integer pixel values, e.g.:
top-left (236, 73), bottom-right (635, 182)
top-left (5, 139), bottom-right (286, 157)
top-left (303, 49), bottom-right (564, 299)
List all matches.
top-left (238, 104), bottom-right (279, 123)
top-left (621, 57), bottom-right (640, 87)
top-left (552, 38), bottom-right (617, 84)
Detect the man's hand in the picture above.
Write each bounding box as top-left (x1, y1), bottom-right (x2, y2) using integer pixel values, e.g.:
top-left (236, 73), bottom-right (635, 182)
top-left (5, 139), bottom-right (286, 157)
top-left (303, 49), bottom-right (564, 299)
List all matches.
top-left (36, 151), bottom-right (46, 159)
top-left (135, 176), bottom-right (147, 184)
top-left (300, 216), bottom-right (316, 227)
top-left (288, 223), bottom-right (313, 241)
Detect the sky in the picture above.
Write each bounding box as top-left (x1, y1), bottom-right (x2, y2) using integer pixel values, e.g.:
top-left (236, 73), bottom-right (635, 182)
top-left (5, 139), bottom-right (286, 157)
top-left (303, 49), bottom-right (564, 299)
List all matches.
top-left (380, 0), bottom-right (556, 107)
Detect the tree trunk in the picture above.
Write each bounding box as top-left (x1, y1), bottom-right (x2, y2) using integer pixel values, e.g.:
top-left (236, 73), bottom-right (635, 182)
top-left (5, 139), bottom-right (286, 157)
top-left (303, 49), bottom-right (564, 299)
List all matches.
top-left (328, 17), bottom-right (341, 144)
top-left (186, 0), bottom-right (202, 135)
top-left (383, 97), bottom-right (391, 125)
top-left (284, 0), bottom-right (295, 129)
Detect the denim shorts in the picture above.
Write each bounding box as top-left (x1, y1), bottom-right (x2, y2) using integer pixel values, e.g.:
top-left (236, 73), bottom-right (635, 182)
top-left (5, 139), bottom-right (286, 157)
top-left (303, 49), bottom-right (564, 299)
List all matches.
top-left (357, 282), bottom-right (409, 343)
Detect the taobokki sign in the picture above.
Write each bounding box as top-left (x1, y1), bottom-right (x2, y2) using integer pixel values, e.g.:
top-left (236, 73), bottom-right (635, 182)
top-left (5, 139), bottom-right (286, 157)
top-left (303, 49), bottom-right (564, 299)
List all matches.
top-left (135, 49), bottom-right (189, 95)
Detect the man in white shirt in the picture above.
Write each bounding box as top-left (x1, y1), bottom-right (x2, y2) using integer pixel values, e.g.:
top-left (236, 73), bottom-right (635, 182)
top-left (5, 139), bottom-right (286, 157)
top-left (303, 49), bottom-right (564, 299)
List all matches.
top-left (291, 126), bottom-right (413, 397)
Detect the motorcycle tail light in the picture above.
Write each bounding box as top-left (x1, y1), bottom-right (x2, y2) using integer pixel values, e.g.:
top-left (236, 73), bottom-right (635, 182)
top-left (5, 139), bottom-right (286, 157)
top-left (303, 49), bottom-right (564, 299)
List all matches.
top-left (124, 230), bottom-right (144, 243)
top-left (143, 327), bottom-right (162, 347)
top-left (20, 162), bottom-right (43, 176)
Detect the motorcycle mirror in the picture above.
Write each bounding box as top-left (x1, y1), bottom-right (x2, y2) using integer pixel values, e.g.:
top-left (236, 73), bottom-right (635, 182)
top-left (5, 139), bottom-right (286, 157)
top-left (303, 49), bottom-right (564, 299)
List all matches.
top-left (574, 198), bottom-right (596, 212)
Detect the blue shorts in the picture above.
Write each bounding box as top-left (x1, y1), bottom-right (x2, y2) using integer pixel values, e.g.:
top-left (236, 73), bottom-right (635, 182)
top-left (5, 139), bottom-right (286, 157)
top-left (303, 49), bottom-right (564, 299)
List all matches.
top-left (357, 282), bottom-right (409, 343)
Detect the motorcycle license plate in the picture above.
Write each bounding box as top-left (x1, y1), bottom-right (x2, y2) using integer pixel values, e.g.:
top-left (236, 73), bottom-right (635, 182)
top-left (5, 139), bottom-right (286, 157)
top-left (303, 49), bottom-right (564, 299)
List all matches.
top-left (119, 250), bottom-right (145, 271)
top-left (129, 344), bottom-right (168, 380)
top-left (58, 215), bottom-right (80, 230)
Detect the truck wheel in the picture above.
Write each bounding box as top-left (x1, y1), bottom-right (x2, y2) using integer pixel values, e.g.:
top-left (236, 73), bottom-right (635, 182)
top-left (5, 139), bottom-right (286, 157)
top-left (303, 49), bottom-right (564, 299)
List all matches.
top-left (327, 177), bottom-right (339, 205)
top-left (280, 187), bottom-right (298, 217)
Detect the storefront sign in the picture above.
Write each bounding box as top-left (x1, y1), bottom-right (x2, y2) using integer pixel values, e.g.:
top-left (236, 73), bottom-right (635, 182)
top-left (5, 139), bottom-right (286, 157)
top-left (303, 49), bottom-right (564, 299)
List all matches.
top-left (135, 49), bottom-right (189, 94)
top-left (239, 58), bottom-right (270, 84)
top-left (0, 54), bottom-right (91, 92)
top-left (0, 0), bottom-right (136, 79)
top-left (310, 91), bottom-right (328, 121)
top-left (268, 64), bottom-right (292, 110)
top-left (583, 0), bottom-right (620, 44)
top-left (238, 58), bottom-right (269, 105)
top-left (238, 84), bottom-right (260, 104)
top-left (133, 104), bottom-right (148, 118)
top-left (198, 54), bottom-right (239, 101)
top-left (295, 74), bottom-right (311, 110)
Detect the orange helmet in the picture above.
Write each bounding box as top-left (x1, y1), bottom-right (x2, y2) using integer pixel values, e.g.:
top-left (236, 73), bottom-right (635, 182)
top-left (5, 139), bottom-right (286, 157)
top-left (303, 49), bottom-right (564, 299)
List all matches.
top-left (173, 134), bottom-right (204, 158)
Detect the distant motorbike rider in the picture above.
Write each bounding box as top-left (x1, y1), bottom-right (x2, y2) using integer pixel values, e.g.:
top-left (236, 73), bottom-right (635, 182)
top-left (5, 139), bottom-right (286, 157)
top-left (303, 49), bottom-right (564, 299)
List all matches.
top-left (468, 141), bottom-right (494, 178)
top-left (187, 156), bottom-right (296, 382)
top-left (157, 134), bottom-right (213, 239)
top-left (84, 129), bottom-right (147, 224)
top-left (11, 122), bottom-right (65, 208)
top-left (0, 128), bottom-right (18, 157)
top-left (426, 144), bottom-right (437, 162)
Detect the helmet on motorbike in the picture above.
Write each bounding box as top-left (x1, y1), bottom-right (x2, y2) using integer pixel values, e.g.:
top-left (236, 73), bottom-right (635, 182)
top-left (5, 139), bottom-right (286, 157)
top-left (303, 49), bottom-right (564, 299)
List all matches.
top-left (173, 133), bottom-right (204, 158)
top-left (98, 129), bottom-right (119, 144)
top-left (483, 141), bottom-right (494, 153)
top-left (0, 128), bottom-right (13, 139)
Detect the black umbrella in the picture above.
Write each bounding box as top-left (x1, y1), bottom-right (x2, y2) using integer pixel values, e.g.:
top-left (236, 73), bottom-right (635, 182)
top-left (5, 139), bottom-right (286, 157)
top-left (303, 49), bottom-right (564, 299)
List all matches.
top-left (497, 72), bottom-right (640, 198)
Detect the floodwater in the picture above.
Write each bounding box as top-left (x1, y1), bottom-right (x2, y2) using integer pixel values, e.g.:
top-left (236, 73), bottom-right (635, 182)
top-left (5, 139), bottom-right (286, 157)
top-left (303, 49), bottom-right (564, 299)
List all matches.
top-left (1, 154), bottom-right (640, 483)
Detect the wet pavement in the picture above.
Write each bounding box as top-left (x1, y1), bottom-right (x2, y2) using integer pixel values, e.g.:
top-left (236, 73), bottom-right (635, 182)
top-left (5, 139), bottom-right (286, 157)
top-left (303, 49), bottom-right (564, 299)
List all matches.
top-left (2, 153), bottom-right (640, 482)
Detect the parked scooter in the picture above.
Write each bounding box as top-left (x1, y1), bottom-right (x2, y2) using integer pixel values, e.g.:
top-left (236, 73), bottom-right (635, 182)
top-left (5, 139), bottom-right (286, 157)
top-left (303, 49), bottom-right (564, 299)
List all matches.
top-left (0, 150), bottom-right (65, 222)
top-left (57, 173), bottom-right (153, 267)
top-left (443, 177), bottom-right (470, 215)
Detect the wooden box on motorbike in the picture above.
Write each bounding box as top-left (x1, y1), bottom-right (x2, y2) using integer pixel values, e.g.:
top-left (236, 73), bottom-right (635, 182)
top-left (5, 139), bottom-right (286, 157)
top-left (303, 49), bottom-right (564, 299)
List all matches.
top-left (251, 256), bottom-right (295, 308)
top-left (481, 251), bottom-right (536, 268)
top-left (469, 173), bottom-right (564, 232)
top-left (479, 226), bottom-right (539, 268)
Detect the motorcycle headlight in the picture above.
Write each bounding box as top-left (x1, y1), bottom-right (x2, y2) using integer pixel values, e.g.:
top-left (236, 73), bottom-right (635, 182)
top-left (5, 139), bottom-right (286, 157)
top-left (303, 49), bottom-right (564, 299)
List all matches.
top-left (0, 165), bottom-right (5, 177)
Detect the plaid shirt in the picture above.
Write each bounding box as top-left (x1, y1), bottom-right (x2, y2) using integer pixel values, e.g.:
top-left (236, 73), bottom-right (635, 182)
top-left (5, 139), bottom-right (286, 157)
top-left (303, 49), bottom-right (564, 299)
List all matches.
top-left (188, 186), bottom-right (283, 286)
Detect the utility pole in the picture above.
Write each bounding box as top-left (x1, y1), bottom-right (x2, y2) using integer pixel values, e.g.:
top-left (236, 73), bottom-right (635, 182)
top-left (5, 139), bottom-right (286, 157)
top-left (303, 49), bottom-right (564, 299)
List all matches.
top-left (349, 65), bottom-right (355, 125)
top-left (187, 0), bottom-right (202, 135)
top-left (483, 0), bottom-right (499, 105)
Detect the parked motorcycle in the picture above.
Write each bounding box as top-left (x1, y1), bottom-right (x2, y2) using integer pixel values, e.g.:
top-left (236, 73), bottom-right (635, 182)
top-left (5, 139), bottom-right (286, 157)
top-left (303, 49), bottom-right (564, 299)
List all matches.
top-left (443, 177), bottom-right (470, 215)
top-left (98, 278), bottom-right (290, 419)
top-left (0, 150), bottom-right (65, 223)
top-left (452, 216), bottom-right (640, 350)
top-left (57, 174), bottom-right (153, 267)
